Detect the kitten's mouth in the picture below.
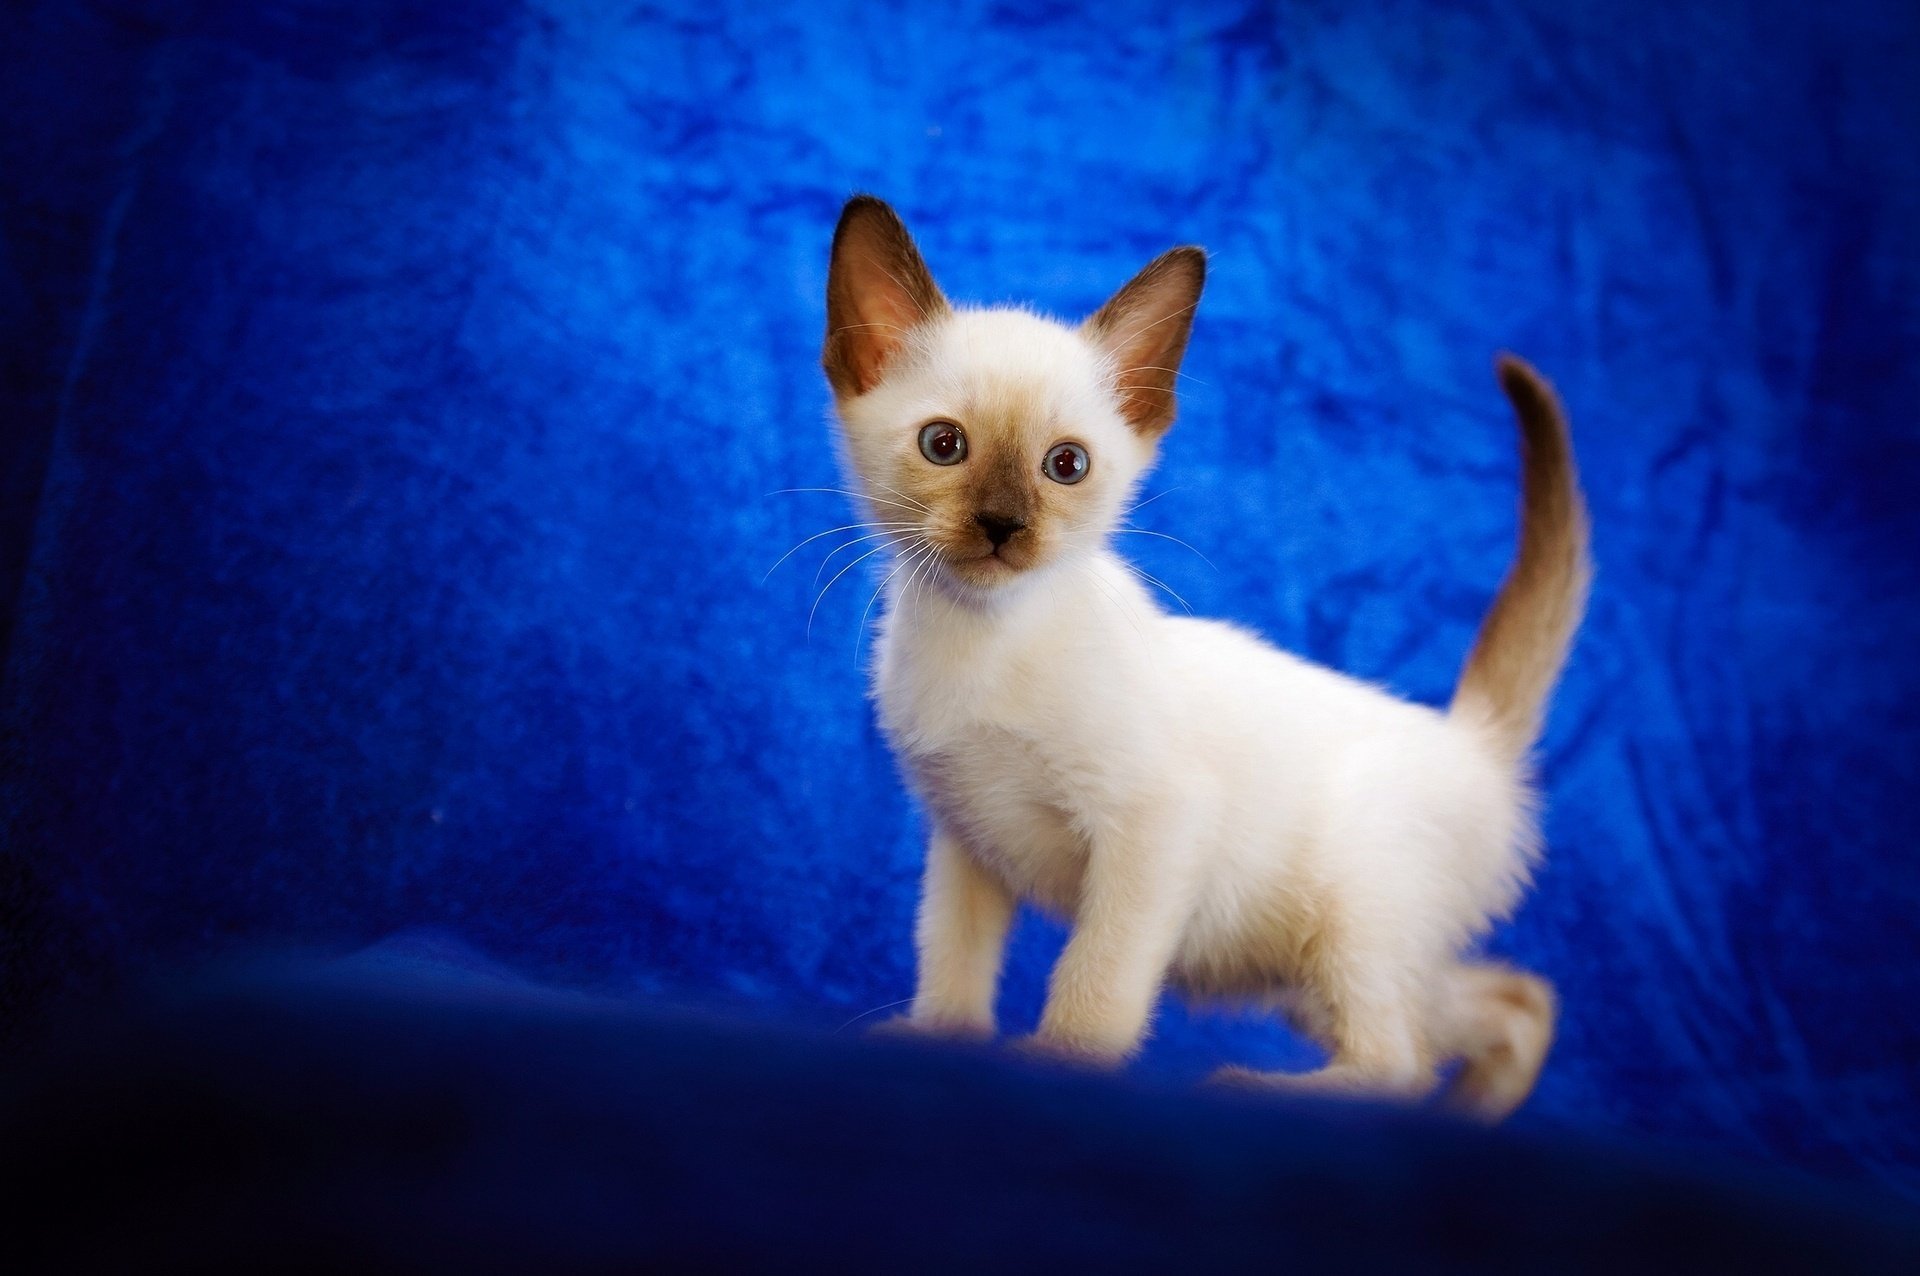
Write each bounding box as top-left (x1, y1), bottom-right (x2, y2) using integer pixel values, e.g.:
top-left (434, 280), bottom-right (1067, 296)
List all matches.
top-left (946, 544), bottom-right (1031, 582)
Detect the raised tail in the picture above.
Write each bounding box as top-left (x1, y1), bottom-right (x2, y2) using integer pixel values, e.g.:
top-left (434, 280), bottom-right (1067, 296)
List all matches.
top-left (1450, 355), bottom-right (1592, 761)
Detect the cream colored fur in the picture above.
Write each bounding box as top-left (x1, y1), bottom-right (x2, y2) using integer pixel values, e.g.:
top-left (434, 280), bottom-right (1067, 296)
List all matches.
top-left (822, 197), bottom-right (1590, 1121)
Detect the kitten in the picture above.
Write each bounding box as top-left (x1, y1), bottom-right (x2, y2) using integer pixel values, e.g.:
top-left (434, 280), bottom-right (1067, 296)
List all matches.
top-left (821, 195), bottom-right (1590, 1120)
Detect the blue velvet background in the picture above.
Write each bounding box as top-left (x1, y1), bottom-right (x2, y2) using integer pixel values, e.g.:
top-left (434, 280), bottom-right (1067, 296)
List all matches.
top-left (4, 0), bottom-right (1917, 1197)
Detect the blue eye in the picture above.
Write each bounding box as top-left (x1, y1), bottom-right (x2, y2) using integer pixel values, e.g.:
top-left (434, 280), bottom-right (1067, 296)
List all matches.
top-left (1044, 442), bottom-right (1089, 484)
top-left (919, 421), bottom-right (967, 465)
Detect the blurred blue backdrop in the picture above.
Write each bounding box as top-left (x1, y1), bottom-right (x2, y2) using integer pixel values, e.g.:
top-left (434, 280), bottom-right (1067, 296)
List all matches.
top-left (3, 0), bottom-right (1917, 1195)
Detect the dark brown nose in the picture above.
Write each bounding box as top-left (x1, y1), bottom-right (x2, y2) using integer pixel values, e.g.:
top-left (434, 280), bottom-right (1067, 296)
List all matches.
top-left (974, 511), bottom-right (1026, 547)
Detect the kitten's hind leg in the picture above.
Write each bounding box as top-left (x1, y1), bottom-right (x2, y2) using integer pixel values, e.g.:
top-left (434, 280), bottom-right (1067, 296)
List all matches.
top-left (1210, 967), bottom-right (1441, 1103)
top-left (1429, 960), bottom-right (1556, 1123)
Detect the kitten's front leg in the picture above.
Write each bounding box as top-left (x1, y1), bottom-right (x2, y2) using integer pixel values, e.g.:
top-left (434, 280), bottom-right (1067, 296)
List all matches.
top-left (889, 824), bottom-right (1015, 1039)
top-left (1024, 803), bottom-right (1199, 1066)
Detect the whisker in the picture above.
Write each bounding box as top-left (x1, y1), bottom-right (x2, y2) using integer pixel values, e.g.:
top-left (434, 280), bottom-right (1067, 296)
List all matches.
top-left (836, 997), bottom-right (918, 1033)
top-left (808, 540), bottom-right (896, 641)
top-left (905, 539), bottom-right (940, 597)
top-left (1119, 559), bottom-right (1193, 614)
top-left (1103, 297), bottom-right (1202, 353)
top-left (1124, 486), bottom-right (1183, 517)
top-left (829, 322), bottom-right (909, 336)
top-left (891, 538), bottom-right (941, 624)
top-left (1126, 365), bottom-right (1209, 386)
top-left (1079, 561), bottom-right (1147, 646)
top-left (862, 477), bottom-right (932, 513)
top-left (907, 536), bottom-right (943, 602)
top-left (1116, 526), bottom-right (1218, 572)
top-left (764, 520), bottom-right (917, 582)
top-left (869, 256), bottom-right (934, 323)
top-left (813, 528), bottom-right (915, 591)
top-left (855, 539), bottom-right (935, 666)
top-left (855, 541), bottom-right (926, 652)
top-left (768, 486), bottom-right (930, 518)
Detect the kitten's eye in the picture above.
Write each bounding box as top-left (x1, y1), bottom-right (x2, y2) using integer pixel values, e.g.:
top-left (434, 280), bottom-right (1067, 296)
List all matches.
top-left (918, 420), bottom-right (967, 465)
top-left (1044, 442), bottom-right (1089, 484)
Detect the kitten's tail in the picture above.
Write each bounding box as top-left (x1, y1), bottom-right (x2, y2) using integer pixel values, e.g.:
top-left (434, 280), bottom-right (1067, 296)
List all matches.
top-left (1449, 355), bottom-right (1592, 762)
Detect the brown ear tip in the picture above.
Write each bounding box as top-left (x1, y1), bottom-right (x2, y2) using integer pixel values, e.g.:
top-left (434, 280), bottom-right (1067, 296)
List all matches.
top-left (1170, 245), bottom-right (1208, 280)
top-left (838, 193), bottom-right (899, 225)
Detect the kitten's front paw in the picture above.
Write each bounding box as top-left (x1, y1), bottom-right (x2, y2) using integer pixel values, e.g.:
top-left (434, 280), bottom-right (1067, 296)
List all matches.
top-left (1007, 1032), bottom-right (1125, 1071)
top-left (867, 1012), bottom-right (993, 1043)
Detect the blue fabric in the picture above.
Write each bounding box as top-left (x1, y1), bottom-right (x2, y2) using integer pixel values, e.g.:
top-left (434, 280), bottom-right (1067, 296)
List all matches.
top-left (5, 945), bottom-right (1917, 1271)
top-left (3, 0), bottom-right (1917, 1205)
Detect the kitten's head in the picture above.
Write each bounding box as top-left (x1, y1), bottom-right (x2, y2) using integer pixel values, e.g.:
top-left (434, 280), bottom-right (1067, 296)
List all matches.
top-left (822, 196), bottom-right (1204, 602)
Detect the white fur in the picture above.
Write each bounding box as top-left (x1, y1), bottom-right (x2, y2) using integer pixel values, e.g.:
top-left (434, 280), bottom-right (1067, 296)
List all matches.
top-left (844, 305), bottom-right (1552, 1111)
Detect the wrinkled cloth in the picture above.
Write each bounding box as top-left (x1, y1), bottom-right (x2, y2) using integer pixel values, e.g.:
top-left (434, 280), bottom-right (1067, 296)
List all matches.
top-left (3, 0), bottom-right (1917, 1195)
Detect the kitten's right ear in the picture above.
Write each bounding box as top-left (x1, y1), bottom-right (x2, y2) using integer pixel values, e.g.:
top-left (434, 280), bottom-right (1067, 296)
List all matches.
top-left (823, 196), bottom-right (950, 398)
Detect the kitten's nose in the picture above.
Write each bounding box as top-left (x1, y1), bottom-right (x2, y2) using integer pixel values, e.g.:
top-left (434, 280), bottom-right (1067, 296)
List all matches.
top-left (974, 511), bottom-right (1026, 547)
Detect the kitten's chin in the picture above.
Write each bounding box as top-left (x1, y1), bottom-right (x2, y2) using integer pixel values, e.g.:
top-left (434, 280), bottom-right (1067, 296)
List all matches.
top-left (936, 549), bottom-right (1042, 603)
top-left (950, 554), bottom-right (1019, 584)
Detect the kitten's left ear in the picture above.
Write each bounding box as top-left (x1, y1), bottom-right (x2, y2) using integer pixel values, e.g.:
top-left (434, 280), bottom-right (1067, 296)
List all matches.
top-left (1083, 247), bottom-right (1207, 437)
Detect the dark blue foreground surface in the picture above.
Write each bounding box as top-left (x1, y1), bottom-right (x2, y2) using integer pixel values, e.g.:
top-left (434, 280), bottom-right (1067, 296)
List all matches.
top-left (3, 947), bottom-right (1916, 1272)
top-left (3, 0), bottom-right (1919, 1227)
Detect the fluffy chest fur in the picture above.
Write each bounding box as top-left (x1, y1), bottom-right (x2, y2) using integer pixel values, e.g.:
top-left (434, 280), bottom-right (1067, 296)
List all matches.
top-left (872, 557), bottom-right (1163, 914)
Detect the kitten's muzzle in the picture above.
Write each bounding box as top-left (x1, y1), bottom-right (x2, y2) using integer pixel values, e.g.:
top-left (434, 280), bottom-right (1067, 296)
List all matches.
top-left (973, 511), bottom-right (1026, 548)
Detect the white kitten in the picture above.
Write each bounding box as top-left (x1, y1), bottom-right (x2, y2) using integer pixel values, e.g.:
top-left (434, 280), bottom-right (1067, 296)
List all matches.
top-left (821, 196), bottom-right (1590, 1120)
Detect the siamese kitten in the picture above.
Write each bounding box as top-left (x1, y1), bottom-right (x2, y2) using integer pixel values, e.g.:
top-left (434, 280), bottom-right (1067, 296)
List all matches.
top-left (821, 196), bottom-right (1590, 1120)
